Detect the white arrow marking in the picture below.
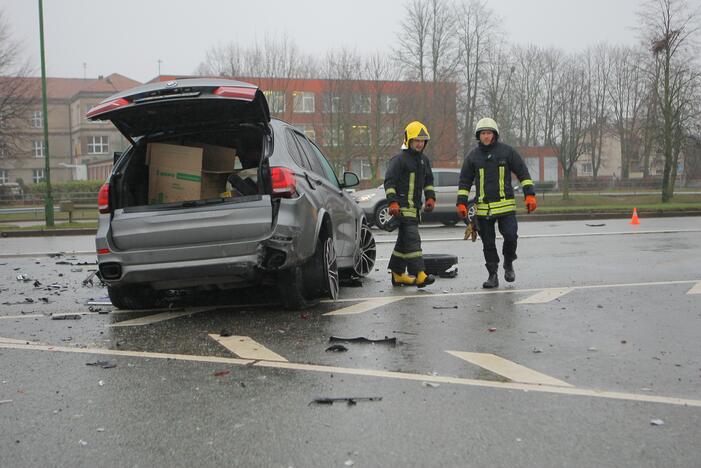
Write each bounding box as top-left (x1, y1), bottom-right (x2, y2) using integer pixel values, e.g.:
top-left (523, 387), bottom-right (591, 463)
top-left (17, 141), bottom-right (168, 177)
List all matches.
top-left (687, 281), bottom-right (701, 295)
top-left (208, 334), bottom-right (287, 362)
top-left (515, 287), bottom-right (573, 304)
top-left (324, 297), bottom-right (405, 316)
top-left (446, 351), bottom-right (573, 387)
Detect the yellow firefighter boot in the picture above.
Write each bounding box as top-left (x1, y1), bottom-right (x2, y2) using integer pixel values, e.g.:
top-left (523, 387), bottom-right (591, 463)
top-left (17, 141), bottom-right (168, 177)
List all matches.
top-left (391, 272), bottom-right (416, 287)
top-left (415, 271), bottom-right (435, 288)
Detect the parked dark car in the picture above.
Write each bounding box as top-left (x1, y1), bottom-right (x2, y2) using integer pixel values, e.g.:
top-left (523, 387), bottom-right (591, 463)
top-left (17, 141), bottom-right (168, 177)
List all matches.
top-left (353, 168), bottom-right (475, 229)
top-left (88, 78), bottom-right (376, 310)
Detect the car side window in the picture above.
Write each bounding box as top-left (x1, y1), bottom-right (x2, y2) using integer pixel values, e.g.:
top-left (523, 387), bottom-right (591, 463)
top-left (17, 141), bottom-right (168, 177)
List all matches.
top-left (292, 131), bottom-right (327, 178)
top-left (285, 129), bottom-right (311, 170)
top-left (308, 142), bottom-right (341, 188)
top-left (438, 171), bottom-right (459, 187)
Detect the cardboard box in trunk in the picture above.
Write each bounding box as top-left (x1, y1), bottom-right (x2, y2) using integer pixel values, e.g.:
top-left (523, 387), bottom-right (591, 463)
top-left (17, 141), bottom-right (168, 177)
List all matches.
top-left (147, 143), bottom-right (236, 204)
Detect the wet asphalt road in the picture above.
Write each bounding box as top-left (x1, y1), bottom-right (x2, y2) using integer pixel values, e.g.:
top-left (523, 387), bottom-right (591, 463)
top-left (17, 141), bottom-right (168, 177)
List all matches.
top-left (1, 217), bottom-right (701, 467)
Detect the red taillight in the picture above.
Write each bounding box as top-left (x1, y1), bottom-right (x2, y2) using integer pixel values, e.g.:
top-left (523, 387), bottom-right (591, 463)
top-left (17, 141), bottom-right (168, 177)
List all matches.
top-left (270, 167), bottom-right (297, 198)
top-left (97, 248), bottom-right (110, 255)
top-left (86, 98), bottom-right (130, 119)
top-left (212, 86), bottom-right (257, 101)
top-left (98, 183), bottom-right (110, 214)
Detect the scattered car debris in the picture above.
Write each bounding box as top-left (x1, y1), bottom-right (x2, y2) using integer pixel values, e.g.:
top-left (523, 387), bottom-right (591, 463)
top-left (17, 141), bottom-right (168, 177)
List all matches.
top-left (310, 396), bottom-right (382, 406)
top-left (78, 439), bottom-right (88, 446)
top-left (329, 336), bottom-right (397, 345)
top-left (88, 306), bottom-right (108, 314)
top-left (422, 382), bottom-right (440, 388)
top-left (488, 327), bottom-right (497, 332)
top-left (213, 370), bottom-right (231, 377)
top-left (587, 347), bottom-right (598, 352)
top-left (51, 313), bottom-right (82, 320)
top-left (98, 380), bottom-right (104, 387)
top-left (325, 344), bottom-right (349, 352)
top-left (33, 280), bottom-right (42, 288)
top-left (86, 360), bottom-right (117, 369)
top-left (585, 223), bottom-right (606, 227)
top-left (392, 330), bottom-right (419, 336)
top-left (0, 400), bottom-right (12, 404)
top-left (432, 305), bottom-right (457, 309)
top-left (532, 348), bottom-right (543, 354)
top-left (82, 270), bottom-right (104, 287)
top-left (16, 274), bottom-right (31, 282)
top-left (650, 419), bottom-right (665, 426)
top-left (86, 297), bottom-right (112, 306)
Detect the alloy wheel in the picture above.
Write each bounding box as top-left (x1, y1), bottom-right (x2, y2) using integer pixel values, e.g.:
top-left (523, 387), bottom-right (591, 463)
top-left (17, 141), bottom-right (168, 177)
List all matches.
top-left (324, 237), bottom-right (339, 300)
top-left (353, 223), bottom-right (376, 277)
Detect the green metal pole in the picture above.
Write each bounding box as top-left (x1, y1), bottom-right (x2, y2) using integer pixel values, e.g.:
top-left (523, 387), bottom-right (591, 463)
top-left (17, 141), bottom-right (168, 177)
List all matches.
top-left (38, 0), bottom-right (54, 227)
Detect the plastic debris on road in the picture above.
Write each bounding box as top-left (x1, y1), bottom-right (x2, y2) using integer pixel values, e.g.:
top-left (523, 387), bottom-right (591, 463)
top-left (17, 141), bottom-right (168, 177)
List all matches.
top-left (326, 344), bottom-right (349, 352)
top-left (86, 360), bottom-right (117, 369)
top-left (329, 336), bottom-right (397, 345)
top-left (310, 396), bottom-right (382, 406)
top-left (422, 382), bottom-right (440, 388)
top-left (650, 419), bottom-right (665, 426)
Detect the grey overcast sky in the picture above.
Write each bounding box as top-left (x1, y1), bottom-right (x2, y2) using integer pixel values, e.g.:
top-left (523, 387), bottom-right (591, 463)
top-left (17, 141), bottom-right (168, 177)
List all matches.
top-left (3, 0), bottom-right (697, 83)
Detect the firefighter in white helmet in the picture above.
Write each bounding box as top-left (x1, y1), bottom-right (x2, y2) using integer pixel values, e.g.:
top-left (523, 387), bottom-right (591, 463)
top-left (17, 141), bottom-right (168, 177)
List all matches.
top-left (456, 118), bottom-right (537, 288)
top-left (384, 121), bottom-right (436, 287)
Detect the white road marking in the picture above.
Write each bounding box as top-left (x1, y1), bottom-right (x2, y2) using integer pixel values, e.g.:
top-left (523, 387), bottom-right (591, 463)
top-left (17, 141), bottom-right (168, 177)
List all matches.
top-left (208, 334), bottom-right (287, 362)
top-left (323, 297), bottom-right (405, 316)
top-left (687, 281), bottom-right (701, 295)
top-left (446, 351), bottom-right (573, 387)
top-left (325, 279), bottom-right (700, 304)
top-left (0, 314), bottom-right (44, 320)
top-left (374, 228), bottom-right (701, 244)
top-left (0, 336), bottom-right (41, 344)
top-left (0, 250), bottom-right (94, 258)
top-left (3, 341), bottom-right (701, 408)
top-left (516, 287), bottom-right (574, 304)
top-left (108, 307), bottom-right (215, 327)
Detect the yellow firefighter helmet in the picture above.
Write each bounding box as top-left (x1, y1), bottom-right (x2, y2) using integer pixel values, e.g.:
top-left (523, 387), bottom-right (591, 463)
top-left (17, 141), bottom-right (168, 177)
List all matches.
top-left (403, 121), bottom-right (431, 147)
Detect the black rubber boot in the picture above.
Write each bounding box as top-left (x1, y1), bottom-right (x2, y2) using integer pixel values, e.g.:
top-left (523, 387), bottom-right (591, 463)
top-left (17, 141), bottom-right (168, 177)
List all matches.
top-left (482, 263), bottom-right (499, 289)
top-left (504, 261), bottom-right (515, 282)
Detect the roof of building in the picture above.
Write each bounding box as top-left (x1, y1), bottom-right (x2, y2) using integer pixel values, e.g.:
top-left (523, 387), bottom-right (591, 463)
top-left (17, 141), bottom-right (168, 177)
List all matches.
top-left (0, 73), bottom-right (141, 100)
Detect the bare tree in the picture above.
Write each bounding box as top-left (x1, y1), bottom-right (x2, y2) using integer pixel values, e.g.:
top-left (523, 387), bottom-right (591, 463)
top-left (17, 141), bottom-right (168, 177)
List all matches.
top-left (539, 48), bottom-right (564, 146)
top-left (511, 45), bottom-right (545, 146)
top-left (638, 0), bottom-right (700, 201)
top-left (555, 56), bottom-right (590, 199)
top-left (583, 44), bottom-right (612, 180)
top-left (481, 46), bottom-right (517, 143)
top-left (608, 46), bottom-right (648, 180)
top-left (0, 10), bottom-right (35, 160)
top-left (455, 0), bottom-right (498, 154)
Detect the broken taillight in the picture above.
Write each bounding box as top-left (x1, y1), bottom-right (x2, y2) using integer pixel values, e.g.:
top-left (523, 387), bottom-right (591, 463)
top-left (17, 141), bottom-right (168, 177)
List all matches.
top-left (86, 98), bottom-right (130, 119)
top-left (212, 86), bottom-right (257, 101)
top-left (270, 167), bottom-right (297, 198)
top-left (98, 183), bottom-right (110, 214)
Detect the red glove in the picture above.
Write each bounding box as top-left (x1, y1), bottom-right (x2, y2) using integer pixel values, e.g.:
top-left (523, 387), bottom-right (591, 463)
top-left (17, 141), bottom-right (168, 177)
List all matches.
top-left (388, 202), bottom-right (401, 217)
top-left (424, 198), bottom-right (435, 213)
top-left (525, 195), bottom-right (537, 213)
top-left (456, 204), bottom-right (468, 219)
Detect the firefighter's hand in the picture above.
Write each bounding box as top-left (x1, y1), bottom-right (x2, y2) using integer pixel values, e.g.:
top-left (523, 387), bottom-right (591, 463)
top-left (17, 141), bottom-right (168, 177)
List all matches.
top-left (388, 202), bottom-right (401, 217)
top-left (424, 198), bottom-right (435, 213)
top-left (456, 204), bottom-right (468, 219)
top-left (525, 195), bottom-right (537, 213)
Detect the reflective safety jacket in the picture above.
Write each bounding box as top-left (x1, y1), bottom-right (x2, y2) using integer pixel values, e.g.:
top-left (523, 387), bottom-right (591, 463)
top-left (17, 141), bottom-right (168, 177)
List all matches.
top-left (384, 149), bottom-right (435, 218)
top-left (457, 141), bottom-right (534, 218)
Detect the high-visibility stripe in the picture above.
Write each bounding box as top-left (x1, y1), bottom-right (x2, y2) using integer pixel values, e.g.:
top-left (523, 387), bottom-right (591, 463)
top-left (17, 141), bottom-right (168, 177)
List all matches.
top-left (457, 189), bottom-right (470, 196)
top-left (408, 172), bottom-right (415, 209)
top-left (477, 199), bottom-right (516, 210)
top-left (400, 208), bottom-right (417, 217)
top-left (424, 185), bottom-right (434, 191)
top-left (521, 179), bottom-right (534, 187)
top-left (392, 250), bottom-right (423, 259)
top-left (476, 198), bottom-right (517, 216)
top-left (499, 166), bottom-right (505, 199)
top-left (385, 187), bottom-right (396, 195)
top-left (478, 168), bottom-right (485, 204)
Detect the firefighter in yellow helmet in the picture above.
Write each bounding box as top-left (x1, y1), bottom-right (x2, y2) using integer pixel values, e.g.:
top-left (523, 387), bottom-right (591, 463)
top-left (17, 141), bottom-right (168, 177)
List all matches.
top-left (456, 118), bottom-right (537, 288)
top-left (383, 121), bottom-right (436, 287)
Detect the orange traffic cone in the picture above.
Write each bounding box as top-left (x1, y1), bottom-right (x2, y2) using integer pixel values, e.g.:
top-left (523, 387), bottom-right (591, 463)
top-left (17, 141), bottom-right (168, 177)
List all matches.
top-left (629, 207), bottom-right (640, 225)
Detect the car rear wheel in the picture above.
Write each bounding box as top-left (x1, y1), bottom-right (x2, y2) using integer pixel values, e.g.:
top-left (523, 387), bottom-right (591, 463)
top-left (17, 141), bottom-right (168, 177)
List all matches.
top-left (374, 202), bottom-right (392, 230)
top-left (278, 234), bottom-right (338, 309)
top-left (107, 285), bottom-right (161, 310)
top-left (352, 222), bottom-right (376, 277)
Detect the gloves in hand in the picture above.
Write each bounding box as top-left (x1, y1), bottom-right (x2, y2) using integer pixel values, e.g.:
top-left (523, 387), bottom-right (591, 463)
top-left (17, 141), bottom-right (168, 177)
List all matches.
top-left (388, 202), bottom-right (401, 217)
top-left (424, 198), bottom-right (435, 213)
top-left (456, 204), bottom-right (468, 219)
top-left (525, 195), bottom-right (537, 213)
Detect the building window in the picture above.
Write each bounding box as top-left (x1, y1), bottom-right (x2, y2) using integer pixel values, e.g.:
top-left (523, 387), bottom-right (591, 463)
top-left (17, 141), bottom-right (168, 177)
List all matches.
top-left (87, 136), bottom-right (109, 154)
top-left (263, 91), bottom-right (285, 113)
top-left (351, 94), bottom-right (371, 114)
top-left (380, 126), bottom-right (397, 146)
top-left (32, 168), bottom-right (45, 183)
top-left (31, 110), bottom-right (42, 128)
top-left (350, 159), bottom-right (373, 180)
top-left (380, 95), bottom-right (398, 114)
top-left (580, 161), bottom-right (593, 175)
top-left (295, 124), bottom-right (316, 141)
top-left (350, 125), bottom-right (370, 146)
top-left (322, 94), bottom-right (341, 113)
top-left (0, 141), bottom-right (7, 159)
top-left (292, 92), bottom-right (315, 113)
top-left (33, 140), bottom-right (44, 158)
top-left (0, 169), bottom-right (7, 184)
top-left (323, 126), bottom-right (344, 147)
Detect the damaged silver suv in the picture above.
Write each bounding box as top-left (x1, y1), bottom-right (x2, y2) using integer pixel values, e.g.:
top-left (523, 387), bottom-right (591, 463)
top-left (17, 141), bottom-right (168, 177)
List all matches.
top-left (88, 78), bottom-right (375, 310)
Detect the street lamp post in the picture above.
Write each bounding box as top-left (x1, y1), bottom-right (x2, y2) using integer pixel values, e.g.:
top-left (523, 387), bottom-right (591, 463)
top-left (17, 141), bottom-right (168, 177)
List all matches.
top-left (38, 0), bottom-right (54, 227)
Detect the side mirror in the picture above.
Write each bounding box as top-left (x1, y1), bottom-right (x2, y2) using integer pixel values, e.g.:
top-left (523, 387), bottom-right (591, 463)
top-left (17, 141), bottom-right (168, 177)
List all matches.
top-left (342, 171), bottom-right (360, 188)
